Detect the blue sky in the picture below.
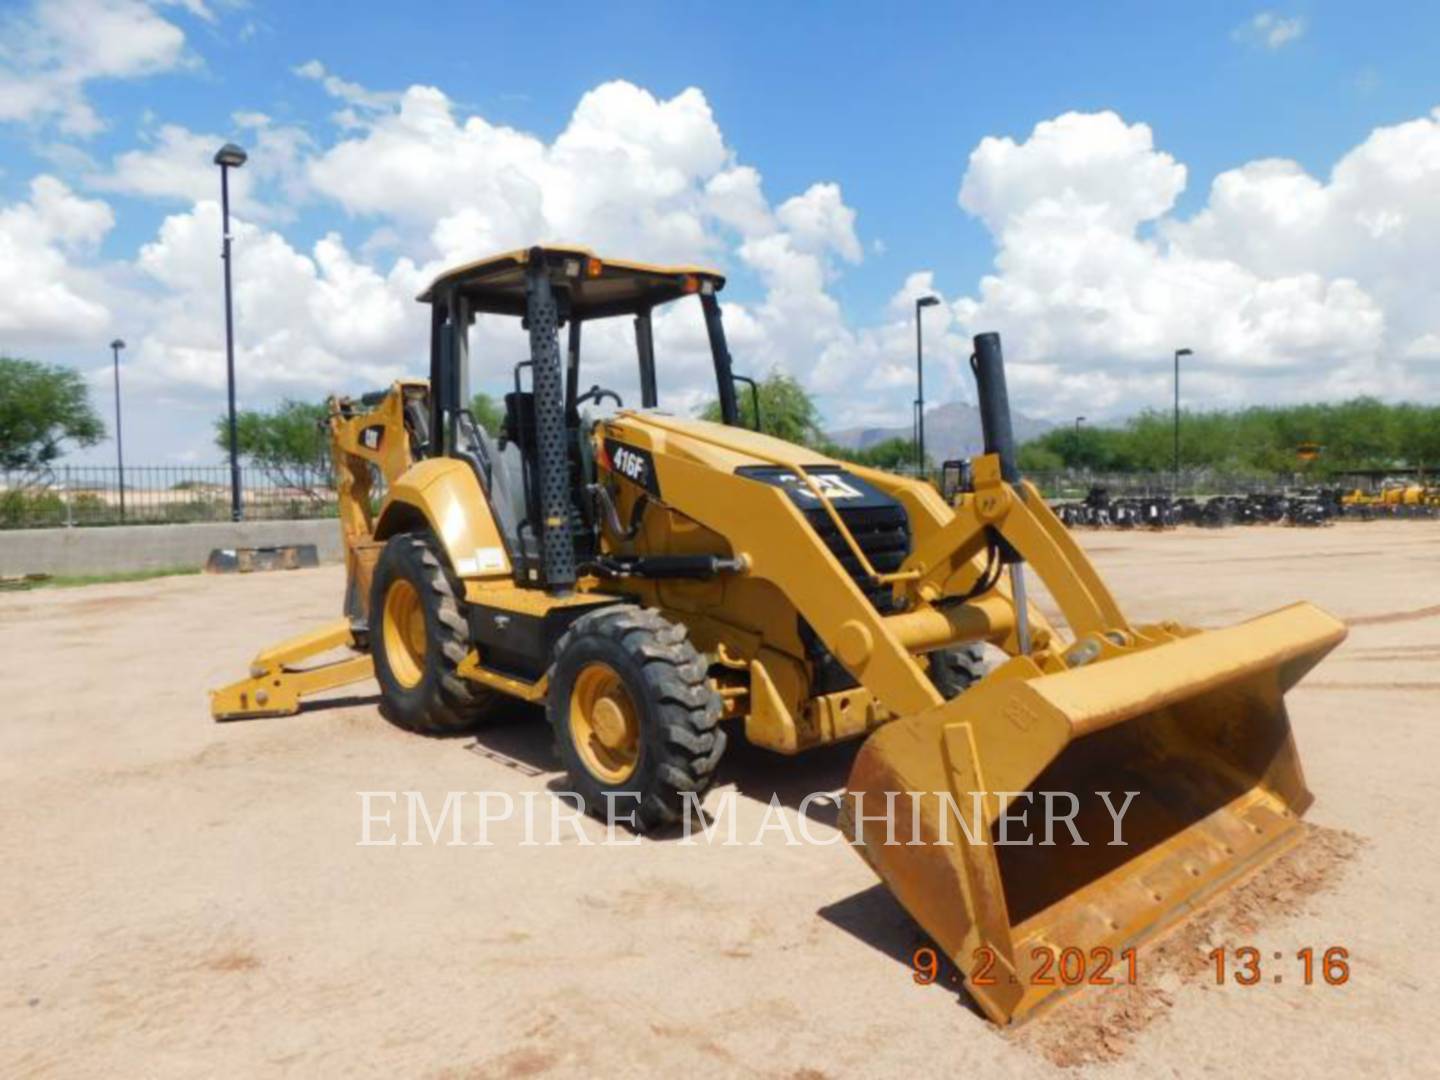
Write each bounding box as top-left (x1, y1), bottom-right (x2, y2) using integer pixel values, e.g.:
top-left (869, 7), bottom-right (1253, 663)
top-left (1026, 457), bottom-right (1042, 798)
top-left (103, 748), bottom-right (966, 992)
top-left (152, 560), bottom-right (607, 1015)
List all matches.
top-left (2, 1), bottom-right (1439, 463)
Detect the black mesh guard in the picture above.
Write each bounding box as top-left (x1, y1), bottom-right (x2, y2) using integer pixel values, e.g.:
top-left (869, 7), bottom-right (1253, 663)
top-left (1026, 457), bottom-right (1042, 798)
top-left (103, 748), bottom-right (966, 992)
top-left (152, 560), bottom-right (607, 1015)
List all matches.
top-left (525, 255), bottom-right (577, 594)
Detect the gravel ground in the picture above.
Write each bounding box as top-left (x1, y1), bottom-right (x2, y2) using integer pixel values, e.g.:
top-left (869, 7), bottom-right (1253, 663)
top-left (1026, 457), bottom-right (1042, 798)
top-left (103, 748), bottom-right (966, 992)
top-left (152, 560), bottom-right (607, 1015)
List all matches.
top-left (1, 521), bottom-right (1435, 1077)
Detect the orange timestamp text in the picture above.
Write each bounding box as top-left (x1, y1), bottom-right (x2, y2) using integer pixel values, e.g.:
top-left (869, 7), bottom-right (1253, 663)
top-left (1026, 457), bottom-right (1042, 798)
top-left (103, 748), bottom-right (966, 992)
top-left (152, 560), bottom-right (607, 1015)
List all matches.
top-left (911, 945), bottom-right (1139, 988)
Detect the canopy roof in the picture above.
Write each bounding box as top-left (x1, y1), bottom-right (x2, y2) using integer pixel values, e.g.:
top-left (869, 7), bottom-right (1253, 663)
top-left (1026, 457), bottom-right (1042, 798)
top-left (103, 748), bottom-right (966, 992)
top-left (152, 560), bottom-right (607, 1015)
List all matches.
top-left (417, 245), bottom-right (726, 319)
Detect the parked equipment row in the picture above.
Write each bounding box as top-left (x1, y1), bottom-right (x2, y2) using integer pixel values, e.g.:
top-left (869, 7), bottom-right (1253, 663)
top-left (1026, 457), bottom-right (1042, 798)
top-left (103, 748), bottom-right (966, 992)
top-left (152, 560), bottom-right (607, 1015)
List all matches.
top-left (1051, 486), bottom-right (1438, 529)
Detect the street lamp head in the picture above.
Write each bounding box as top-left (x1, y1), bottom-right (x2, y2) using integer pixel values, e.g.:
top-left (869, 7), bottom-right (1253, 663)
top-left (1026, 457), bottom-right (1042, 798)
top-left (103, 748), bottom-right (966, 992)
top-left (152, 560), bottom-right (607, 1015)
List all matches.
top-left (916, 295), bottom-right (941, 309)
top-left (110, 338), bottom-right (125, 350)
top-left (1175, 347), bottom-right (1193, 358)
top-left (213, 142), bottom-right (248, 168)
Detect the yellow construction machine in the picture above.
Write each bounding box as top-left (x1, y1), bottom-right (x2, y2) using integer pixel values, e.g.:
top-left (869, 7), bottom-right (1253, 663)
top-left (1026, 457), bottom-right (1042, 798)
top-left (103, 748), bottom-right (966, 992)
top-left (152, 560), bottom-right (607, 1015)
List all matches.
top-left (212, 246), bottom-right (1346, 1024)
top-left (1342, 480), bottom-right (1438, 517)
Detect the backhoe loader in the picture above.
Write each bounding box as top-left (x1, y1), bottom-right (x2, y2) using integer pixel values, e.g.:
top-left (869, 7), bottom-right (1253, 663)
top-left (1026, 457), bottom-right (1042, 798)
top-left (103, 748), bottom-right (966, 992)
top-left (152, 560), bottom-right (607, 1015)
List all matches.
top-left (212, 245), bottom-right (1346, 1024)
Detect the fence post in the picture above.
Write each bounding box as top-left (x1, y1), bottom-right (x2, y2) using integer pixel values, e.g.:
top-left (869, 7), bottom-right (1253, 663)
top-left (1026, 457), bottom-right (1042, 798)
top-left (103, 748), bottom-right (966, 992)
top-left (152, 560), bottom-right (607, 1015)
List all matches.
top-left (63, 464), bottom-right (74, 528)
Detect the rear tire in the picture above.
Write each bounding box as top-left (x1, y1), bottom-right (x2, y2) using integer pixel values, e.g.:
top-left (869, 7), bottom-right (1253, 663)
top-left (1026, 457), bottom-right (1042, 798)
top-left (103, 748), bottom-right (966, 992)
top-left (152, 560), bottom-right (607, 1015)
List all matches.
top-left (371, 532), bottom-right (496, 734)
top-left (928, 642), bottom-right (991, 699)
top-left (548, 605), bottom-right (725, 832)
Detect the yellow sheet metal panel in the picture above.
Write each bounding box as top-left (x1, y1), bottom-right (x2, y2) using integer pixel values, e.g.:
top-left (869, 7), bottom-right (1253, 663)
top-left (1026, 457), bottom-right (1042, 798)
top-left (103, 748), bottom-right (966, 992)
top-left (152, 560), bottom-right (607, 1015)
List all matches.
top-left (611, 431), bottom-right (944, 717)
top-left (376, 458), bottom-right (511, 580)
top-left (461, 580), bottom-right (622, 615)
top-left (1032, 603), bottom-right (1346, 739)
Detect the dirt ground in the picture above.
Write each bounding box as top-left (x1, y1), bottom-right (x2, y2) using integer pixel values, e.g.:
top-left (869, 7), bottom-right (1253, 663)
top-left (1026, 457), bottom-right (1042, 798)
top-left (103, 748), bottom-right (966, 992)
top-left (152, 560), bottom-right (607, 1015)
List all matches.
top-left (2, 522), bottom-right (1436, 1078)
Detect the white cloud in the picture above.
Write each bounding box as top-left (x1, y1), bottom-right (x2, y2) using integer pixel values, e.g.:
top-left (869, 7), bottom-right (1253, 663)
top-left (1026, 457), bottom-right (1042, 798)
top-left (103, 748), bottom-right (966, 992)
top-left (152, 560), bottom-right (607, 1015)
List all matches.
top-left (1234, 12), bottom-right (1307, 50)
top-left (0, 0), bottom-right (197, 136)
top-left (18, 62), bottom-right (1440, 448)
top-left (959, 111), bottom-right (1185, 235)
top-left (89, 115), bottom-right (314, 219)
top-left (945, 110), bottom-right (1436, 418)
top-left (304, 79), bottom-right (749, 272)
top-left (91, 122), bottom-right (221, 203)
top-left (126, 202), bottom-right (425, 398)
top-left (158, 0), bottom-right (213, 21)
top-left (107, 80), bottom-right (867, 413)
top-left (98, 77), bottom-right (882, 423)
top-left (295, 59), bottom-right (397, 109)
top-left (0, 175), bottom-right (114, 343)
top-left (776, 183), bottom-right (862, 264)
top-left (703, 165), bottom-right (773, 238)
top-left (1163, 107), bottom-right (1440, 358)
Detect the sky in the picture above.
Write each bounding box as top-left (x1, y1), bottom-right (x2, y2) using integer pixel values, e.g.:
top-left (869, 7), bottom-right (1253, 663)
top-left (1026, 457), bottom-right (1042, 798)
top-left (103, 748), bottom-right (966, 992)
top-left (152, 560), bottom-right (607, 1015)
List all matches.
top-left (2, 0), bottom-right (1439, 465)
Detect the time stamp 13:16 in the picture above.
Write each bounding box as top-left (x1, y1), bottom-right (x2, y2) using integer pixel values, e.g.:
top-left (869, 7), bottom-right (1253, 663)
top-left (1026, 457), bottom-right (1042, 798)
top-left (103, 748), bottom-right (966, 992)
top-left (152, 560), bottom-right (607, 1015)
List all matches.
top-left (911, 946), bottom-right (1351, 988)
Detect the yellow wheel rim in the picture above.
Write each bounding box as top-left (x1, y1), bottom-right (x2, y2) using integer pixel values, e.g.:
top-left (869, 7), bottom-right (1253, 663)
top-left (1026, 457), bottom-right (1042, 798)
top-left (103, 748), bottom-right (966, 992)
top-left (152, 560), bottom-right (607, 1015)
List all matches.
top-left (382, 578), bottom-right (427, 689)
top-left (569, 662), bottom-right (640, 784)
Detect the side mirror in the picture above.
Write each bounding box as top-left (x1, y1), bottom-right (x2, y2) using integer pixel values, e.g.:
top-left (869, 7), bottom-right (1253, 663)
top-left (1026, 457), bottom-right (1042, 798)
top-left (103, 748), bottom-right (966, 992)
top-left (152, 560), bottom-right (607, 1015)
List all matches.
top-left (732, 374), bottom-right (762, 432)
top-left (940, 459), bottom-right (972, 502)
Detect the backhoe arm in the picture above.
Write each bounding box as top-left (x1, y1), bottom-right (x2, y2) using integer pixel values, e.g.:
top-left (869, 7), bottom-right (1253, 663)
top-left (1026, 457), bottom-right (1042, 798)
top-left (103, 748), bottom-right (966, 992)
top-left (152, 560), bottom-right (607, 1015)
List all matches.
top-left (209, 383), bottom-right (426, 721)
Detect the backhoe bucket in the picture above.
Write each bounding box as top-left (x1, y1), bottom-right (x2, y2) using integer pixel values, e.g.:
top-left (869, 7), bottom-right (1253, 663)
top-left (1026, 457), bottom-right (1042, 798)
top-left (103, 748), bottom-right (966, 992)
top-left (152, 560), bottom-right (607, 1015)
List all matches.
top-left (844, 601), bottom-right (1346, 1024)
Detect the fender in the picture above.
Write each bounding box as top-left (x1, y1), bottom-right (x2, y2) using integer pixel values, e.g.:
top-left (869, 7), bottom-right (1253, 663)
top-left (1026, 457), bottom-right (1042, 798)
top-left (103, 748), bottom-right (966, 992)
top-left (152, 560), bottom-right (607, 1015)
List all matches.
top-left (374, 458), bottom-right (511, 580)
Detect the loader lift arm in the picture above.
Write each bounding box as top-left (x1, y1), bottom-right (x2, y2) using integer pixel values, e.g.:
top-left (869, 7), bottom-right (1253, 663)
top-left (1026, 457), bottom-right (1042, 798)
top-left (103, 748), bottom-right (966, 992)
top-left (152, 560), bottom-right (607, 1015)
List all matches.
top-left (836, 333), bottom-right (1347, 1025)
top-left (623, 333), bottom-right (1345, 1026)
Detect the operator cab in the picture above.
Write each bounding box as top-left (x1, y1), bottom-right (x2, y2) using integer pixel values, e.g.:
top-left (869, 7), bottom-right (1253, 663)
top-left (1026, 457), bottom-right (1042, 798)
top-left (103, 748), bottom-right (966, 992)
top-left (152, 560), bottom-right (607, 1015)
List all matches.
top-left (417, 245), bottom-right (753, 592)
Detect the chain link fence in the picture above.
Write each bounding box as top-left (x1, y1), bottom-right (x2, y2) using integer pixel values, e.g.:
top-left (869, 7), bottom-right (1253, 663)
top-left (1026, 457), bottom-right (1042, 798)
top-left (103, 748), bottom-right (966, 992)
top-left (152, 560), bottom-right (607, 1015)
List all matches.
top-left (0, 466), bottom-right (339, 529)
top-left (0, 461), bottom-right (1357, 531)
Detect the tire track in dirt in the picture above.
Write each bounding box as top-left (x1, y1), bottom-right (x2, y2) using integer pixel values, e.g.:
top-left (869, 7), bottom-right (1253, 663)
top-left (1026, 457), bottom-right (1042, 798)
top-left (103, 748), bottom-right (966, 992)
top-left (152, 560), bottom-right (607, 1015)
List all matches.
top-left (1303, 682), bottom-right (1440, 692)
top-left (1346, 603), bottom-right (1440, 627)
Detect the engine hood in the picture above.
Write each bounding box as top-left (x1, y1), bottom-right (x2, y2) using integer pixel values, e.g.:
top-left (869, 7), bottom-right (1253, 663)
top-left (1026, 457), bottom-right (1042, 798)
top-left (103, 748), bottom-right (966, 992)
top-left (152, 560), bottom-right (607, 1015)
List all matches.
top-left (600, 410), bottom-right (845, 475)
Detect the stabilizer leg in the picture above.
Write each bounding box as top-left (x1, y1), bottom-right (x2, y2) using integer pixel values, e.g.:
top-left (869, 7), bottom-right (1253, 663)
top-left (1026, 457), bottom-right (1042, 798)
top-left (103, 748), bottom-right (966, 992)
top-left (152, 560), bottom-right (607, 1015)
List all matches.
top-left (210, 617), bottom-right (374, 720)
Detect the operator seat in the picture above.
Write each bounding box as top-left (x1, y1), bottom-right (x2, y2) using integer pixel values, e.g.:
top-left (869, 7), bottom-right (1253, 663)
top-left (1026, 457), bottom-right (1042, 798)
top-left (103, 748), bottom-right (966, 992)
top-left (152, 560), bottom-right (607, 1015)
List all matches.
top-left (493, 389), bottom-right (596, 571)
top-left (477, 427), bottom-right (534, 565)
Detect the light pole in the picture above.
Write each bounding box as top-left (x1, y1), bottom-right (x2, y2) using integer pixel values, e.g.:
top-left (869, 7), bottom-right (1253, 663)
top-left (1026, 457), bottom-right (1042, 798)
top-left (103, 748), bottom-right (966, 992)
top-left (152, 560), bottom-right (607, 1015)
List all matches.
top-left (215, 141), bottom-right (247, 521)
top-left (1074, 415), bottom-right (1085, 466)
top-left (110, 338), bottom-right (126, 522)
top-left (1173, 347), bottom-right (1192, 493)
top-left (914, 295), bottom-right (940, 475)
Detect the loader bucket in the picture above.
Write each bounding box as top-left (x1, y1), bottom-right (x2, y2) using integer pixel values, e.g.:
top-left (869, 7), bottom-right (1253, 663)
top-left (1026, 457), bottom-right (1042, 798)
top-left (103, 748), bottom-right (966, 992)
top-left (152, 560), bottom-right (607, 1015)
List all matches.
top-left (844, 602), bottom-right (1346, 1025)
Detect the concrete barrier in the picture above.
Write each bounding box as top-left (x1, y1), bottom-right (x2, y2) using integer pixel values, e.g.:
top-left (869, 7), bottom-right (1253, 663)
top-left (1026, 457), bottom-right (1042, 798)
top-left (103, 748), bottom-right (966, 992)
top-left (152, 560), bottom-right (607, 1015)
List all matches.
top-left (0, 519), bottom-right (342, 577)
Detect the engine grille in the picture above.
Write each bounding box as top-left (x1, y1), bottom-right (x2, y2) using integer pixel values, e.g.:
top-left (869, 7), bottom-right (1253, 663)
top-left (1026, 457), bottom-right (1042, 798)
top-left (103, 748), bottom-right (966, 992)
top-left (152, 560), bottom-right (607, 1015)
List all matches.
top-left (801, 502), bottom-right (911, 612)
top-left (734, 465), bottom-right (912, 613)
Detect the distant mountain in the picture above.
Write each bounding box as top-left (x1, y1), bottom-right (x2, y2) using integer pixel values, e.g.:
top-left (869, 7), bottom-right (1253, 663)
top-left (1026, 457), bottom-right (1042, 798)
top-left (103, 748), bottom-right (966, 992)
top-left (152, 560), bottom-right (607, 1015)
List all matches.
top-left (827, 400), bottom-right (1057, 462)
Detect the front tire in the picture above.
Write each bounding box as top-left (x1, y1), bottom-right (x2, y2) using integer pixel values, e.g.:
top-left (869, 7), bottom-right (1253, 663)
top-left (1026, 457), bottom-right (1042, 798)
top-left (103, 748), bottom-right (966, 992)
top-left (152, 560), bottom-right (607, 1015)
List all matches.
top-left (928, 642), bottom-right (991, 699)
top-left (548, 606), bottom-right (725, 832)
top-left (370, 532), bottom-right (496, 734)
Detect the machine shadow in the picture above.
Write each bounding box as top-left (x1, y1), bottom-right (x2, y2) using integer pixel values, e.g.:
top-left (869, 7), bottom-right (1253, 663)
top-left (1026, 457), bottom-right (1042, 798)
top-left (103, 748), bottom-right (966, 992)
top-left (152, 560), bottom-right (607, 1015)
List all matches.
top-left (448, 699), bottom-right (560, 776)
top-left (450, 706), bottom-right (867, 825)
top-left (816, 884), bottom-right (981, 1015)
top-left (300, 692), bottom-right (382, 714)
top-left (710, 733), bottom-right (861, 827)
top-left (447, 696), bottom-right (980, 1016)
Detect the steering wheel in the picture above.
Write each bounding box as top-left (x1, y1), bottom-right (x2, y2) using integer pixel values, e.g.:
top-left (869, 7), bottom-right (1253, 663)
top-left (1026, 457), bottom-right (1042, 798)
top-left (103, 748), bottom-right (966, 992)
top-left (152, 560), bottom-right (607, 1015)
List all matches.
top-left (576, 384), bottom-right (623, 409)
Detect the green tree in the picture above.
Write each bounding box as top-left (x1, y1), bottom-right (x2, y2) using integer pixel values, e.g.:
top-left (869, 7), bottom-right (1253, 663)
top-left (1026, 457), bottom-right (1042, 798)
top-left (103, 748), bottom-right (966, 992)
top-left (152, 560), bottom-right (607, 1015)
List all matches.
top-left (0, 357), bottom-right (105, 478)
top-left (828, 436), bottom-right (928, 470)
top-left (1017, 398), bottom-right (1440, 477)
top-left (215, 399), bottom-right (330, 494)
top-left (1017, 443), bottom-right (1065, 472)
top-left (700, 371), bottom-right (826, 447)
top-left (469, 392), bottom-right (502, 436)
